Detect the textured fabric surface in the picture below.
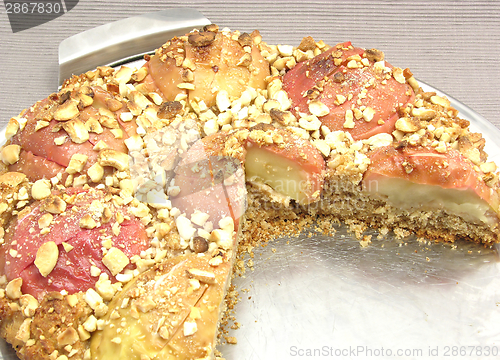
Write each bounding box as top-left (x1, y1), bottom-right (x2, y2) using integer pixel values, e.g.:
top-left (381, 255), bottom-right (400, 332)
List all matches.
top-left (1, 1), bottom-right (499, 129)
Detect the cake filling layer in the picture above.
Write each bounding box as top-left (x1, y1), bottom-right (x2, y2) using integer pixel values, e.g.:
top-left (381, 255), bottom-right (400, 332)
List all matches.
top-left (364, 175), bottom-right (497, 226)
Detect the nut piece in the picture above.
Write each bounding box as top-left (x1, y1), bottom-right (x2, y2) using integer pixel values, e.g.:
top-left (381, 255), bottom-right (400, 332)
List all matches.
top-left (298, 36), bottom-right (316, 51)
top-left (186, 268), bottom-right (216, 284)
top-left (35, 241), bottom-right (59, 277)
top-left (364, 48), bottom-right (385, 62)
top-left (38, 213), bottom-right (53, 229)
top-left (54, 100), bottom-right (80, 121)
top-left (188, 31), bottom-right (216, 47)
top-left (343, 110), bottom-right (355, 129)
top-left (135, 296), bottom-right (157, 313)
top-left (15, 319), bottom-right (31, 343)
top-left (308, 101), bottom-right (330, 117)
top-left (99, 150), bottom-right (129, 171)
top-left (32, 179), bottom-right (52, 200)
top-left (1, 144), bottom-right (21, 165)
top-left (183, 320), bottom-right (198, 336)
top-left (63, 119), bottom-right (89, 144)
top-left (5, 118), bottom-right (20, 140)
top-left (362, 107), bottom-right (376, 122)
top-left (20, 294), bottom-right (39, 317)
top-left (79, 214), bottom-right (97, 229)
top-left (6, 278), bottom-right (22, 300)
top-left (57, 327), bottom-right (79, 347)
top-left (392, 67), bottom-right (406, 84)
top-left (158, 101), bottom-right (183, 119)
top-left (411, 107), bottom-right (436, 121)
top-left (42, 195), bottom-right (67, 214)
top-left (66, 154), bottom-right (88, 175)
top-left (192, 237), bottom-right (209, 253)
top-left (430, 95), bottom-right (451, 109)
top-left (102, 247), bottom-right (130, 276)
top-left (395, 117), bottom-right (421, 133)
top-left (87, 163), bottom-right (105, 183)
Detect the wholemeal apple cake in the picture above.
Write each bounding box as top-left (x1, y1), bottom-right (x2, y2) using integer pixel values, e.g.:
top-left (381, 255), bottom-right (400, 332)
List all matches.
top-left (0, 23), bottom-right (498, 360)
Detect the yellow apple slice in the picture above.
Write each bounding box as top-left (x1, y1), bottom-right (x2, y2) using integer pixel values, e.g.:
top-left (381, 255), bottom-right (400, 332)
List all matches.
top-left (90, 253), bottom-right (232, 360)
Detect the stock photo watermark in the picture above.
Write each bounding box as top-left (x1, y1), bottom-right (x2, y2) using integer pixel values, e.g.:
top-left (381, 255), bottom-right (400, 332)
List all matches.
top-left (3, 0), bottom-right (79, 32)
top-left (289, 345), bottom-right (499, 358)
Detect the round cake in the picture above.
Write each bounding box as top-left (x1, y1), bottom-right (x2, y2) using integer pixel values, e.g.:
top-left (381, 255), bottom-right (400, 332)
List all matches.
top-left (0, 24), bottom-right (499, 360)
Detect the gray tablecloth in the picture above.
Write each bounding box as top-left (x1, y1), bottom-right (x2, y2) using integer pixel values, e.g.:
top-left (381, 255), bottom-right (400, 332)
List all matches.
top-left (1, 0), bottom-right (499, 130)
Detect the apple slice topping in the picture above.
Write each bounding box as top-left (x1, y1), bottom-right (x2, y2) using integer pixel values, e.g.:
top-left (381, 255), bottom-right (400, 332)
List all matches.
top-left (283, 42), bottom-right (415, 140)
top-left (145, 25), bottom-right (270, 108)
top-left (244, 125), bottom-right (325, 205)
top-left (0, 187), bottom-right (149, 299)
top-left (8, 85), bottom-right (131, 183)
top-left (363, 145), bottom-right (500, 226)
top-left (90, 253), bottom-right (232, 360)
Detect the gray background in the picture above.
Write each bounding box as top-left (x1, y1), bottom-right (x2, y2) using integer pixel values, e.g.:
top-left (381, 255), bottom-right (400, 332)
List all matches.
top-left (0, 1), bottom-right (499, 130)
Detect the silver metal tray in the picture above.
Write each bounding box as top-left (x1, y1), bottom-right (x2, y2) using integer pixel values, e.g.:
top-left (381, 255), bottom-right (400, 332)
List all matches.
top-left (2, 11), bottom-right (500, 360)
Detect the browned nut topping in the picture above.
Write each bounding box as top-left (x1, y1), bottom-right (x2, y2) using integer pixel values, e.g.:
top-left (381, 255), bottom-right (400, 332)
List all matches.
top-left (6, 278), bottom-right (23, 300)
top-left (158, 101), bottom-right (183, 119)
top-left (34, 241), bottom-right (59, 277)
top-left (15, 319), bottom-right (31, 343)
top-left (98, 149), bottom-right (129, 171)
top-left (395, 117), bottom-right (421, 133)
top-left (38, 213), bottom-right (53, 229)
top-left (5, 118), bottom-right (20, 140)
top-left (102, 247), bottom-right (130, 276)
top-left (63, 119), bottom-right (89, 144)
top-left (430, 95), bottom-right (451, 108)
top-left (0, 172), bottom-right (26, 187)
top-left (411, 107), bottom-right (436, 121)
top-left (77, 93), bottom-right (94, 109)
top-left (134, 296), bottom-right (157, 313)
top-left (237, 33), bottom-right (253, 47)
top-left (188, 31), bottom-right (216, 47)
top-left (88, 163), bottom-right (105, 183)
top-left (105, 98), bottom-right (123, 112)
top-left (186, 268), bottom-right (216, 284)
top-left (66, 154), bottom-right (88, 175)
top-left (298, 36), bottom-right (316, 51)
top-left (32, 179), bottom-right (52, 200)
top-left (57, 327), bottom-right (79, 347)
top-left (20, 294), bottom-right (39, 317)
top-left (237, 53), bottom-right (252, 67)
top-left (192, 237), bottom-right (209, 253)
top-left (58, 91), bottom-right (71, 104)
top-left (203, 23), bottom-right (219, 33)
top-left (1, 144), bottom-right (21, 165)
top-left (79, 214), bottom-right (97, 230)
top-left (42, 195), bottom-right (67, 214)
top-left (364, 48), bottom-right (385, 62)
top-left (131, 67), bottom-right (148, 82)
top-left (54, 100), bottom-right (80, 121)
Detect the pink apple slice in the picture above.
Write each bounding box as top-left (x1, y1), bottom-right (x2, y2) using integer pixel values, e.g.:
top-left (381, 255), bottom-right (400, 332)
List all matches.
top-left (283, 42), bottom-right (415, 140)
top-left (244, 126), bottom-right (326, 205)
top-left (363, 145), bottom-right (500, 226)
top-left (9, 86), bottom-right (131, 182)
top-left (1, 187), bottom-right (149, 299)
